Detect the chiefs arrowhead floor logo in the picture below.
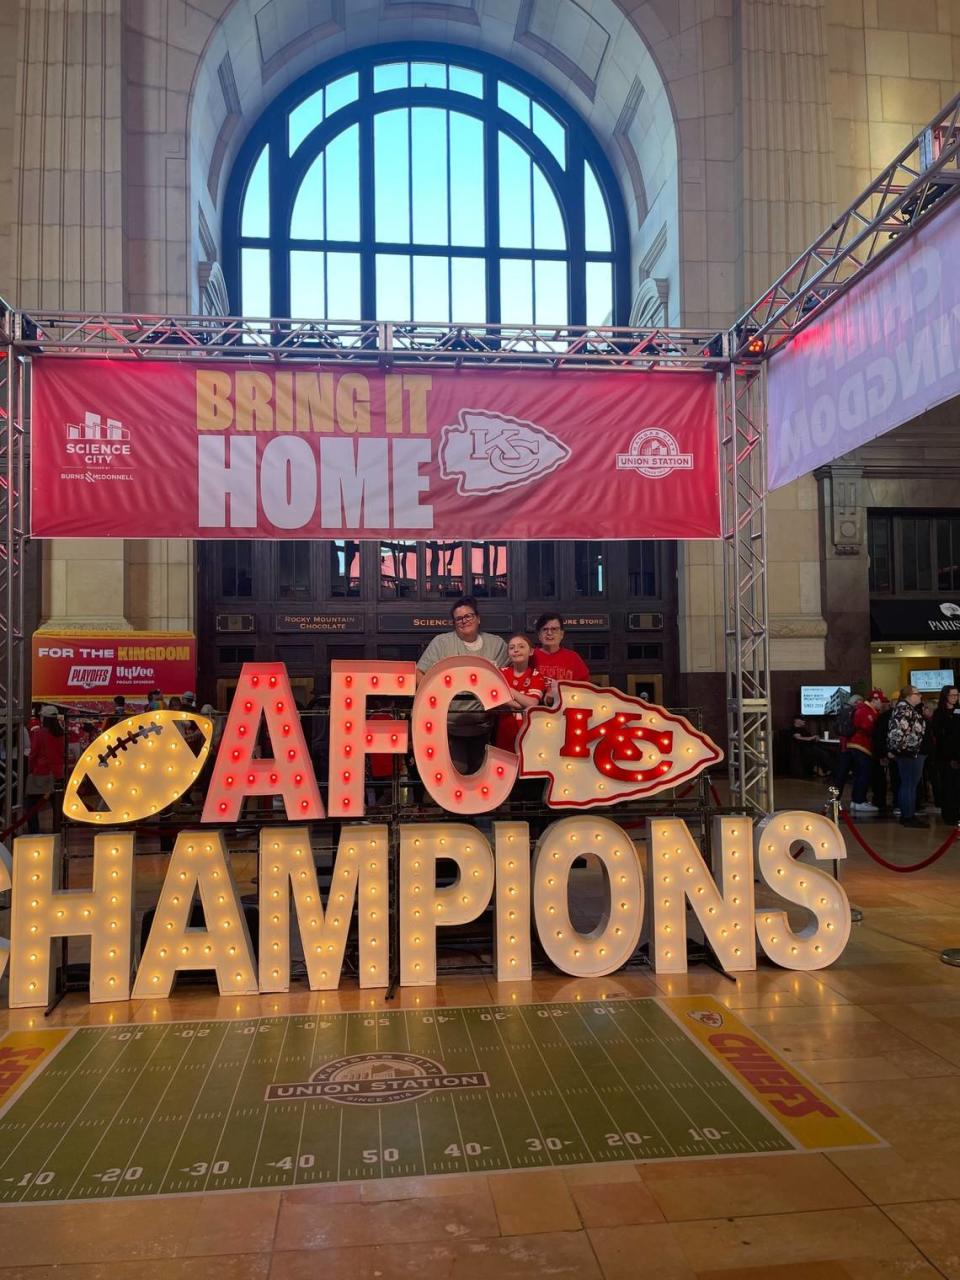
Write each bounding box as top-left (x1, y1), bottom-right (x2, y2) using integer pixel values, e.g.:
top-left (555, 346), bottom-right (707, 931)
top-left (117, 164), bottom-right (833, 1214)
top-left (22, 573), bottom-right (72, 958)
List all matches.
top-left (439, 409), bottom-right (571, 495)
top-left (517, 681), bottom-right (723, 809)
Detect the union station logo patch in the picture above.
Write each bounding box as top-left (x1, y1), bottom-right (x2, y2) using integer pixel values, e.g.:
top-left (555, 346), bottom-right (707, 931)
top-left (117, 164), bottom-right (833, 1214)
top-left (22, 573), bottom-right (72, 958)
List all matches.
top-left (264, 1051), bottom-right (490, 1106)
top-left (616, 428), bottom-right (693, 479)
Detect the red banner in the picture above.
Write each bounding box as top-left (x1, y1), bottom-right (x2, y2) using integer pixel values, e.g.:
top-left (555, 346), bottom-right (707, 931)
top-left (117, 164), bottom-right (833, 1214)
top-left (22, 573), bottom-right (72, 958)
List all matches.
top-left (32, 630), bottom-right (197, 704)
top-left (30, 358), bottom-right (720, 540)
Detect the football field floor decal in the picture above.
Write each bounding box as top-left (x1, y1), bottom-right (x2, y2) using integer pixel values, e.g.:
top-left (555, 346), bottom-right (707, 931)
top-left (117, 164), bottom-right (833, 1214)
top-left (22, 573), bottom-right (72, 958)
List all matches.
top-left (0, 996), bottom-right (880, 1204)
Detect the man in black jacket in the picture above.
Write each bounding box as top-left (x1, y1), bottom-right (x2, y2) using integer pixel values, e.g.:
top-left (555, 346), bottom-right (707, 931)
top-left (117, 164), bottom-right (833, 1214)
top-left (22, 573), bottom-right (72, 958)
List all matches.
top-left (887, 686), bottom-right (927, 828)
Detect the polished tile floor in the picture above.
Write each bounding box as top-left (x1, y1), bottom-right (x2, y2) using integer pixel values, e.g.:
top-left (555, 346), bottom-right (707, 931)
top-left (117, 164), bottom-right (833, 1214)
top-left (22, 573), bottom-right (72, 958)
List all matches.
top-left (1, 781), bottom-right (959, 1278)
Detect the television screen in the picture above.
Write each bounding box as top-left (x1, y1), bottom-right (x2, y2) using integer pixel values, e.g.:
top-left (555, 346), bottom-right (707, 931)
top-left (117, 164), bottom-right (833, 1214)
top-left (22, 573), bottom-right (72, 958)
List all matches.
top-left (909, 669), bottom-right (955, 692)
top-left (800, 685), bottom-right (850, 716)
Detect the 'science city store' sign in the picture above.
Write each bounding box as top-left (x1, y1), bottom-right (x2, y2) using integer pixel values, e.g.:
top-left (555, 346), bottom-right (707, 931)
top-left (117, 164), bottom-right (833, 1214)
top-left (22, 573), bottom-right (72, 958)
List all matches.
top-left (0, 660), bottom-right (852, 1008)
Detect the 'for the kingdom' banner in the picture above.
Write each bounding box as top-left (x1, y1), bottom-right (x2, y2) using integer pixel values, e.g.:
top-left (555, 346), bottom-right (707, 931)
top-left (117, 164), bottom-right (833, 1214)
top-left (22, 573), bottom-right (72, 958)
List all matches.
top-left (30, 360), bottom-right (721, 540)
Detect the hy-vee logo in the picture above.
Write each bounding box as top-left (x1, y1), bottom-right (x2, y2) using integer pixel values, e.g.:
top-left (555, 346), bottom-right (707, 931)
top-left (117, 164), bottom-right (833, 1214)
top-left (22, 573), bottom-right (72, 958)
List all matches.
top-left (439, 410), bottom-right (571, 495)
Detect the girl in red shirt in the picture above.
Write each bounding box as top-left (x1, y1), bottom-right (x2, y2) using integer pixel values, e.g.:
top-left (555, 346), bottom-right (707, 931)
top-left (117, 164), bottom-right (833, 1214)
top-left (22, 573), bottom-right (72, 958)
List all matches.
top-left (495, 635), bottom-right (547, 753)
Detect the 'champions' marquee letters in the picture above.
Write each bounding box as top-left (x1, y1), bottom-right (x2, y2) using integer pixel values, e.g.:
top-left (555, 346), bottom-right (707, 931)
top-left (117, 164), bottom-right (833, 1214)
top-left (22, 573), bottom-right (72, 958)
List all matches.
top-left (0, 661), bottom-right (852, 1007)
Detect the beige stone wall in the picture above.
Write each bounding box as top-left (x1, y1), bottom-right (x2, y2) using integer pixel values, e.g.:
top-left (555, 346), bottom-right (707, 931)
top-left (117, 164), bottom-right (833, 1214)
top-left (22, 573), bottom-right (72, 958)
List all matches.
top-left (828, 0), bottom-right (960, 211)
top-left (0, 4), bottom-right (21, 301)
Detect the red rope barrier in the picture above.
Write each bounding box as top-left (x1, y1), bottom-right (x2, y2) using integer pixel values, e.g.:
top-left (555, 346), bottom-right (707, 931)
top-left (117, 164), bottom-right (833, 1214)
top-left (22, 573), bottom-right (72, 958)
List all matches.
top-left (840, 809), bottom-right (959, 873)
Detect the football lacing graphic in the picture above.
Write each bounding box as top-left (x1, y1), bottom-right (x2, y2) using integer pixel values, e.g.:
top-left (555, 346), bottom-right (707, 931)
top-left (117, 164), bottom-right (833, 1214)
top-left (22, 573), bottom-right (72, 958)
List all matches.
top-left (96, 721), bottom-right (163, 768)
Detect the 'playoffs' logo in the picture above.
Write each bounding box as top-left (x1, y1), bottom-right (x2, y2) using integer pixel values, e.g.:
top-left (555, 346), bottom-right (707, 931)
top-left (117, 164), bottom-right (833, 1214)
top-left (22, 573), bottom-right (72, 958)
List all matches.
top-left (616, 428), bottom-right (692, 480)
top-left (67, 665), bottom-right (112, 689)
top-left (518, 681), bottom-right (723, 809)
top-left (439, 410), bottom-right (571, 495)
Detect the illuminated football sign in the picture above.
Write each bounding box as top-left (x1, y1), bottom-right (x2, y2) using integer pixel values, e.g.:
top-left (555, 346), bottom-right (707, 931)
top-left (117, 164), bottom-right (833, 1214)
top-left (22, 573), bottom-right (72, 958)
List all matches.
top-left (3, 660), bottom-right (852, 1006)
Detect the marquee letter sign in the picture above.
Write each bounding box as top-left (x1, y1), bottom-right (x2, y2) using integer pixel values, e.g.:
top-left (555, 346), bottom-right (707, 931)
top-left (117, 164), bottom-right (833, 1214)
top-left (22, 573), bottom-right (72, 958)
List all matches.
top-left (518, 682), bottom-right (722, 808)
top-left (0, 661), bottom-right (854, 1007)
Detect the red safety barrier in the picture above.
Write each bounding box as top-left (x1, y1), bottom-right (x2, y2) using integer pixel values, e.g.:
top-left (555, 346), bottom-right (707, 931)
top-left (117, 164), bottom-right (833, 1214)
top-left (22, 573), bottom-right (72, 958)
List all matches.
top-left (840, 809), bottom-right (959, 873)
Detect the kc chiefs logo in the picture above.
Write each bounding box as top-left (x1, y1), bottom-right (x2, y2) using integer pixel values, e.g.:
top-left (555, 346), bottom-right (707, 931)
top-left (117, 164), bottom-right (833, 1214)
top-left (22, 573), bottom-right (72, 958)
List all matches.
top-left (439, 410), bottom-right (571, 496)
top-left (518, 682), bottom-right (723, 809)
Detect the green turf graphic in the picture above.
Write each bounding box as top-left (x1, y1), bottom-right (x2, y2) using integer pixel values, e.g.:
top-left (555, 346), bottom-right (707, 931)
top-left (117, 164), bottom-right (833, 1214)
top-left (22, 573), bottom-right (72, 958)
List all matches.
top-left (0, 1000), bottom-right (801, 1203)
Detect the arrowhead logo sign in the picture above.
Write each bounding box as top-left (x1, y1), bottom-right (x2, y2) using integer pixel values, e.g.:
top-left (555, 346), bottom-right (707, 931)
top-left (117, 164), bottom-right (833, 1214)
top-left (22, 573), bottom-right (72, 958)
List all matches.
top-left (439, 409), bottom-right (571, 495)
top-left (517, 682), bottom-right (723, 809)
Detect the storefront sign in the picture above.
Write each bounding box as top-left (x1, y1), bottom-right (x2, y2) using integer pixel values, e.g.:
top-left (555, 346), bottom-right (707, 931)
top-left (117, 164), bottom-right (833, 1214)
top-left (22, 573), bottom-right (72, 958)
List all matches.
top-left (768, 199), bottom-right (960, 490)
top-left (275, 612), bottom-right (364, 633)
top-left (379, 613), bottom-right (513, 632)
top-left (870, 598), bottom-right (960, 640)
top-left (1, 661), bottom-right (851, 1007)
top-left (31, 361), bottom-right (721, 541)
top-left (527, 614), bottom-right (609, 630)
top-left (31, 630), bottom-right (197, 702)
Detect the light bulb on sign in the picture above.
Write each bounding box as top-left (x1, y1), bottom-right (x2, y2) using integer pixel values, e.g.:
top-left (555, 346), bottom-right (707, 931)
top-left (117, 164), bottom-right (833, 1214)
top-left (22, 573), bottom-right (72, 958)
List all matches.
top-left (650, 817), bottom-right (756, 974)
top-left (201, 662), bottom-right (324, 823)
top-left (8, 834), bottom-right (134, 1006)
top-left (327, 661), bottom-right (414, 817)
top-left (412, 658), bottom-right (518, 813)
top-left (258, 823), bottom-right (388, 992)
top-left (517, 683), bottom-right (722, 809)
top-left (64, 711), bottom-right (214, 824)
top-left (493, 822), bottom-right (532, 981)
top-left (399, 824), bottom-right (495, 985)
top-left (532, 817), bottom-right (644, 977)
top-left (754, 812), bottom-right (851, 969)
top-left (133, 831), bottom-right (257, 998)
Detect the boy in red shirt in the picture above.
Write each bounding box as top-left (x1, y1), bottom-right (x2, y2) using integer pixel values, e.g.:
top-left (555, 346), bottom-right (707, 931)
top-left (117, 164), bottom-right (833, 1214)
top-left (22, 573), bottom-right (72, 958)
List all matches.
top-left (848, 689), bottom-right (884, 815)
top-left (533, 612), bottom-right (589, 706)
top-left (496, 634), bottom-right (547, 753)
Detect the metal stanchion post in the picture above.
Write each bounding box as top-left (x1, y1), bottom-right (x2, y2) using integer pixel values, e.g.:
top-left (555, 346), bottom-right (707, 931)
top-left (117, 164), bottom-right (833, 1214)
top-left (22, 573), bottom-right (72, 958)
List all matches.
top-left (829, 786), bottom-right (863, 923)
top-left (942, 819), bottom-right (959, 968)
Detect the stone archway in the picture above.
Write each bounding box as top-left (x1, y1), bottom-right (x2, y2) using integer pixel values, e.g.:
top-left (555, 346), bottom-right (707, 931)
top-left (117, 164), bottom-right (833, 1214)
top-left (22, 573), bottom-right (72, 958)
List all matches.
top-left (123, 0), bottom-right (684, 327)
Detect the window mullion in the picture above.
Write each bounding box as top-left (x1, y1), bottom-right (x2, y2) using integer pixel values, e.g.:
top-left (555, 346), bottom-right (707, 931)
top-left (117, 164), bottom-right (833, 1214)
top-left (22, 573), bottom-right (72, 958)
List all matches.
top-left (565, 131), bottom-right (587, 326)
top-left (358, 63), bottom-right (377, 324)
top-left (482, 72), bottom-right (500, 325)
top-left (269, 115), bottom-right (289, 321)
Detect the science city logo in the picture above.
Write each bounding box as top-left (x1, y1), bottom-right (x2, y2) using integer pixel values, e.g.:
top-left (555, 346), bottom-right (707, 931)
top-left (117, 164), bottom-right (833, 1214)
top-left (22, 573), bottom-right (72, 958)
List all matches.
top-left (61, 410), bottom-right (134, 484)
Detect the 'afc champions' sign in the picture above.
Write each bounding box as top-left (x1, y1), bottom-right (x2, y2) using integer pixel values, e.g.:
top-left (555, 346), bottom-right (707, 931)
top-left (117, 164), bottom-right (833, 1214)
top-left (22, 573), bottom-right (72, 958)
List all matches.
top-left (0, 660), bottom-right (853, 1008)
top-left (29, 360), bottom-right (721, 541)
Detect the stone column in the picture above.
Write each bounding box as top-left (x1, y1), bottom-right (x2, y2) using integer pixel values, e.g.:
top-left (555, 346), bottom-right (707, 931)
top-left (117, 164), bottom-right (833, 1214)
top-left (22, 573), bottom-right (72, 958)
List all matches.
top-left (733, 0), bottom-right (832, 715)
top-left (12, 0), bottom-right (129, 631)
top-left (816, 462), bottom-right (870, 686)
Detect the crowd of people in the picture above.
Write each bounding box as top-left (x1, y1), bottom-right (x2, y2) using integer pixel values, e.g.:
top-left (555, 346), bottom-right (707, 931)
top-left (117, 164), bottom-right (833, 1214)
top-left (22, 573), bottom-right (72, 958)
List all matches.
top-left (791, 684), bottom-right (960, 828)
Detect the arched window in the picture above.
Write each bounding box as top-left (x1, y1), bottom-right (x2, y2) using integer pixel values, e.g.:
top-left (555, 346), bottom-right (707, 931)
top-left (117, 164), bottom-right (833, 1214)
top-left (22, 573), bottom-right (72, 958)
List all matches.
top-left (225, 44), bottom-right (628, 327)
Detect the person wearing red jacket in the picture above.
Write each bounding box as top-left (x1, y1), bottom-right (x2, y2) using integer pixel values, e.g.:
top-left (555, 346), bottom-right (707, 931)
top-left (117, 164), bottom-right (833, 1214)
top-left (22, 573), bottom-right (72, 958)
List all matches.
top-left (25, 705), bottom-right (66, 834)
top-left (848, 689), bottom-right (884, 815)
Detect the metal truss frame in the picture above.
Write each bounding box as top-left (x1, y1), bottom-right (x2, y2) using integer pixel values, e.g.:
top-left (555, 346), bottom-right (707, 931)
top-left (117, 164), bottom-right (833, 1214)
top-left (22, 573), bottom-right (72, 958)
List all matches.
top-left (721, 362), bottom-right (772, 813)
top-left (0, 318), bottom-right (26, 830)
top-left (3, 312), bottom-right (723, 369)
top-left (735, 90), bottom-right (960, 355)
